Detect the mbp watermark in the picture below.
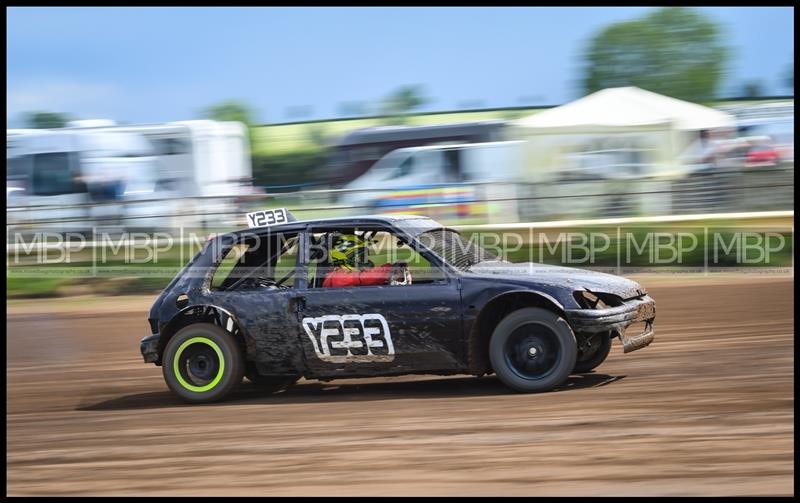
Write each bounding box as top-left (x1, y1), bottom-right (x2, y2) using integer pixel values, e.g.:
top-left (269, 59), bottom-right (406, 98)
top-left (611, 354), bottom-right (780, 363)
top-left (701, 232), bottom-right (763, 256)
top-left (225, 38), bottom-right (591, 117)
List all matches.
top-left (97, 232), bottom-right (174, 264)
top-left (9, 232), bottom-right (88, 264)
top-left (625, 232), bottom-right (699, 265)
top-left (5, 224), bottom-right (794, 279)
top-left (537, 232), bottom-right (612, 265)
top-left (711, 231), bottom-right (787, 265)
top-left (7, 228), bottom-right (209, 276)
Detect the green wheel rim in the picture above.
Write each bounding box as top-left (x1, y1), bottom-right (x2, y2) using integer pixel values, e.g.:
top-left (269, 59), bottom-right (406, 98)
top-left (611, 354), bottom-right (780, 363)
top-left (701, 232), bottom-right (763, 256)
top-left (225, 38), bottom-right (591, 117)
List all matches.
top-left (173, 336), bottom-right (225, 392)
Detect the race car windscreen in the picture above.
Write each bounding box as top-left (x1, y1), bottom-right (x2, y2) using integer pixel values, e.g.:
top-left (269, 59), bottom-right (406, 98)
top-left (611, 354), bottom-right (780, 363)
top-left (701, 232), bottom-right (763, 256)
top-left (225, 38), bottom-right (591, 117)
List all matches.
top-left (416, 229), bottom-right (497, 271)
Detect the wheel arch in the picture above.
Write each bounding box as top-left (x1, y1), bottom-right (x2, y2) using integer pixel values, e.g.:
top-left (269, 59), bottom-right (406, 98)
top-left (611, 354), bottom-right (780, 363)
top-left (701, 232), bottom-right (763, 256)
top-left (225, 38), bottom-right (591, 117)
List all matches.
top-left (468, 290), bottom-right (566, 376)
top-left (157, 304), bottom-right (251, 365)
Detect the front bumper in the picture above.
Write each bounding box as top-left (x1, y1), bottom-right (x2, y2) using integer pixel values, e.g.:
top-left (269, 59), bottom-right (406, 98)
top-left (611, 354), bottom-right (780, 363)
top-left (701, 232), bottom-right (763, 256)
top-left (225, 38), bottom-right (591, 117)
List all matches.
top-left (565, 295), bottom-right (656, 353)
top-left (140, 333), bottom-right (161, 364)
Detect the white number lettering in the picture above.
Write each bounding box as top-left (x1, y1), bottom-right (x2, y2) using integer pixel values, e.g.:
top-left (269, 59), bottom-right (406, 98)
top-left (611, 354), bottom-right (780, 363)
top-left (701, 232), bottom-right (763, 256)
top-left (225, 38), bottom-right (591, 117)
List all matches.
top-left (301, 313), bottom-right (395, 363)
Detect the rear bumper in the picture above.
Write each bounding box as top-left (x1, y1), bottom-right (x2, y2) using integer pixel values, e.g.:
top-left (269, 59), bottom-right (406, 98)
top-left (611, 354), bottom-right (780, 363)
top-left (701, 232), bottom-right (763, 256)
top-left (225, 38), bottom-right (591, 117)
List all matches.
top-left (565, 295), bottom-right (656, 353)
top-left (140, 333), bottom-right (161, 364)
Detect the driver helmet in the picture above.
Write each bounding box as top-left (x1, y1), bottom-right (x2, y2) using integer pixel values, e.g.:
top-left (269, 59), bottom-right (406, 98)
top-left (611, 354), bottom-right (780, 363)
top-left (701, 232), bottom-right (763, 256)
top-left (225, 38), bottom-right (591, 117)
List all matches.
top-left (329, 234), bottom-right (369, 270)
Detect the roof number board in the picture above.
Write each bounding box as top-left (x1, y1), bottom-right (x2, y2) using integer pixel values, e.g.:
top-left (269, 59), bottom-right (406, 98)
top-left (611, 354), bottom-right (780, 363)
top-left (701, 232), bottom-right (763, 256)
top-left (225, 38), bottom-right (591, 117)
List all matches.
top-left (246, 208), bottom-right (290, 228)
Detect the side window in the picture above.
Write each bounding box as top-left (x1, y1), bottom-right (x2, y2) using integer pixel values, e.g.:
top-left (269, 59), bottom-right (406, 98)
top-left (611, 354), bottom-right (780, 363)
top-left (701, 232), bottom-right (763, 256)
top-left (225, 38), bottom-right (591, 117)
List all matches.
top-left (31, 152), bottom-right (81, 196)
top-left (386, 232), bottom-right (446, 284)
top-left (442, 149), bottom-right (461, 182)
top-left (307, 232), bottom-right (325, 288)
top-left (212, 233), bottom-right (300, 291)
top-left (7, 156), bottom-right (30, 180)
top-left (354, 146), bottom-right (382, 162)
top-left (145, 136), bottom-right (191, 156)
top-left (273, 235), bottom-right (300, 288)
top-left (212, 243), bottom-right (251, 290)
top-left (397, 155), bottom-right (414, 177)
top-left (307, 228), bottom-right (445, 289)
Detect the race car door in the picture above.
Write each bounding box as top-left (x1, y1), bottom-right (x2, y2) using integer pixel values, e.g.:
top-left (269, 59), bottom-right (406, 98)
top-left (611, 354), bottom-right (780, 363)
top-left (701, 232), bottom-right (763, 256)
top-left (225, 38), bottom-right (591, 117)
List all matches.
top-left (209, 230), bottom-right (306, 375)
top-left (296, 226), bottom-right (463, 377)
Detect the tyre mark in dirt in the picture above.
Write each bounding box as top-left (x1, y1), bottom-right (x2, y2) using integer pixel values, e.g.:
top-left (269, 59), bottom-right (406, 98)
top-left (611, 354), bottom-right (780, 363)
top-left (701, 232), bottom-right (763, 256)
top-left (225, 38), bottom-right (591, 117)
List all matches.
top-left (6, 278), bottom-right (794, 496)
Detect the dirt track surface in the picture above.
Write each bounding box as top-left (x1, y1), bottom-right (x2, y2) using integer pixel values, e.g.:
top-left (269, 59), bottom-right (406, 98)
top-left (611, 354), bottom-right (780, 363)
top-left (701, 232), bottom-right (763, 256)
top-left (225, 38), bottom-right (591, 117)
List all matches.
top-left (6, 276), bottom-right (794, 496)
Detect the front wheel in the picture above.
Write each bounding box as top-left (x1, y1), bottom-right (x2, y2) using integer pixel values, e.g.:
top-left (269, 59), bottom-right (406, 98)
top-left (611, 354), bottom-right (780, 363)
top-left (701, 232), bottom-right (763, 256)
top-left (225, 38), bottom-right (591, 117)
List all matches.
top-left (573, 332), bottom-right (612, 374)
top-left (162, 323), bottom-right (245, 403)
top-left (489, 307), bottom-right (577, 393)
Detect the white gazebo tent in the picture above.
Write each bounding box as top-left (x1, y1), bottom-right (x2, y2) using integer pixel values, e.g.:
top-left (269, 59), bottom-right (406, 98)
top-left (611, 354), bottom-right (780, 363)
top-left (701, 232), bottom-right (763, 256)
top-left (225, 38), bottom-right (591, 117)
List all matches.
top-left (512, 86), bottom-right (736, 181)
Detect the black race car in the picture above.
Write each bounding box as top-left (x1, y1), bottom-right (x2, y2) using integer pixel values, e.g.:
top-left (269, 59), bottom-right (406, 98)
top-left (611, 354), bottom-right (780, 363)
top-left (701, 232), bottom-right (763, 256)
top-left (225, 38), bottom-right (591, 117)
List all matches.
top-left (141, 210), bottom-right (655, 403)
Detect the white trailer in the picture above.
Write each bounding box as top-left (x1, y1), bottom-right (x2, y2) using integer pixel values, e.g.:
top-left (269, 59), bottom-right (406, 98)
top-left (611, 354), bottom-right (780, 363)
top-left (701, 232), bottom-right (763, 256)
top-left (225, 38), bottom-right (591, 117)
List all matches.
top-left (6, 120), bottom-right (254, 231)
top-left (62, 120), bottom-right (253, 198)
top-left (6, 127), bottom-right (174, 230)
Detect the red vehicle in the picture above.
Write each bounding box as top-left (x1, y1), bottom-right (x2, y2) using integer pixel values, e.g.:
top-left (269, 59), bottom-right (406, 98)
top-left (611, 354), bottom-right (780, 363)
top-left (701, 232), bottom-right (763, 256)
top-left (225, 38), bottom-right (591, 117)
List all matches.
top-left (746, 143), bottom-right (781, 167)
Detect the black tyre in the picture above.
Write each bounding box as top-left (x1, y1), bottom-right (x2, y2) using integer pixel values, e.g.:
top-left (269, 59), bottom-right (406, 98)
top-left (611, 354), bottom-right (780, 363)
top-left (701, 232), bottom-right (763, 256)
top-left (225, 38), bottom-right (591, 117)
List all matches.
top-left (489, 307), bottom-right (577, 393)
top-left (573, 332), bottom-right (612, 374)
top-left (245, 363), bottom-right (299, 393)
top-left (162, 323), bottom-right (245, 403)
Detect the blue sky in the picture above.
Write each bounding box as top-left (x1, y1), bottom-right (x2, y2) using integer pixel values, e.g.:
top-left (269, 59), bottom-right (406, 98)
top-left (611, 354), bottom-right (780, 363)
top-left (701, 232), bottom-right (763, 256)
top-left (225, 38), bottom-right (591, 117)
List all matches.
top-left (6, 7), bottom-right (795, 126)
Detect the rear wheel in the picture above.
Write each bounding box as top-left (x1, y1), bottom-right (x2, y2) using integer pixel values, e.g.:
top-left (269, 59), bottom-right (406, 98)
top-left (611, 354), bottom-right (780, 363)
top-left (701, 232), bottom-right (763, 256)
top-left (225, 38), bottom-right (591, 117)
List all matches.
top-left (489, 307), bottom-right (577, 393)
top-left (162, 323), bottom-right (245, 403)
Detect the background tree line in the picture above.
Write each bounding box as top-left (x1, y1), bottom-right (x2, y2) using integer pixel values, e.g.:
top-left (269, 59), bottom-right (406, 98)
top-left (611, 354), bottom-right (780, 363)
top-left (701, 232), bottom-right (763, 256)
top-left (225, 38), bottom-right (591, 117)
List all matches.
top-left (17, 8), bottom-right (794, 188)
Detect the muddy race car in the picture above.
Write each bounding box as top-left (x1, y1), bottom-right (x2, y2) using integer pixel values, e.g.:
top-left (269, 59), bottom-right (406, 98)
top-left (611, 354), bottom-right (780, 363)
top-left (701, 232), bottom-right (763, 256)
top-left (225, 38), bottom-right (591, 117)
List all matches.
top-left (141, 209), bottom-right (655, 403)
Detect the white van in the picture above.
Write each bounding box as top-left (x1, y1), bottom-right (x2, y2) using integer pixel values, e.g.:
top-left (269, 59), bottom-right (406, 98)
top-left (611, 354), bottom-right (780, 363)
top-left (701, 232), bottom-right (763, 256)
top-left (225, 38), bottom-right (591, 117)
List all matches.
top-left (339, 141), bottom-right (525, 209)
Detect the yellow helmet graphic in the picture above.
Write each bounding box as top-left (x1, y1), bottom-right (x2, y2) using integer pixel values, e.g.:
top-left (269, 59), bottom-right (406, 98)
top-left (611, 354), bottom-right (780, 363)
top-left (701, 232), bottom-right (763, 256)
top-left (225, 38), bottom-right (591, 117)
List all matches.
top-left (329, 234), bottom-right (369, 269)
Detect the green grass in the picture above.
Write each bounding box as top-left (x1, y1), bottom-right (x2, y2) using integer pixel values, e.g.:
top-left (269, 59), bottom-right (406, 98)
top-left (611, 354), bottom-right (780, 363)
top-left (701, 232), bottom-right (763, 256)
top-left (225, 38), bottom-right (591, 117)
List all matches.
top-left (6, 277), bottom-right (74, 298)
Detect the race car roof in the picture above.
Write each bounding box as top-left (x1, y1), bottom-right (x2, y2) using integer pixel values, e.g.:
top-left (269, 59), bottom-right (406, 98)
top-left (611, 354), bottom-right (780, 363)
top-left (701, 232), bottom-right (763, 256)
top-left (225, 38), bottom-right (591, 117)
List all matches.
top-left (222, 214), bottom-right (445, 240)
